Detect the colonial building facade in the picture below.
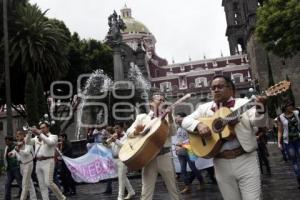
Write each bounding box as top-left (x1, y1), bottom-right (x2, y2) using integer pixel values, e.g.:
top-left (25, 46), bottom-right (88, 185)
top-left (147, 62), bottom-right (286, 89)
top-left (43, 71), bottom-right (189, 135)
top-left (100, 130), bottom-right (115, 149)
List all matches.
top-left (120, 6), bottom-right (253, 101)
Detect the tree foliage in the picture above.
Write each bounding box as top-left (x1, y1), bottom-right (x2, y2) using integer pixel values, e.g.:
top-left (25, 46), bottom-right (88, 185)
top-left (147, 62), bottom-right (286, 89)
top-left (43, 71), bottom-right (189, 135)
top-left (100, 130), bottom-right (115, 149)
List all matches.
top-left (10, 4), bottom-right (69, 82)
top-left (256, 0), bottom-right (300, 58)
top-left (63, 35), bottom-right (113, 95)
top-left (0, 2), bottom-right (113, 107)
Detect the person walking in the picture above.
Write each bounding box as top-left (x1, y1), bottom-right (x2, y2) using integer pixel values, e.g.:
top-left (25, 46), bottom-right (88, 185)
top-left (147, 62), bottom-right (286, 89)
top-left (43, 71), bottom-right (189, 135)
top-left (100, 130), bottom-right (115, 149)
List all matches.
top-left (4, 135), bottom-right (22, 200)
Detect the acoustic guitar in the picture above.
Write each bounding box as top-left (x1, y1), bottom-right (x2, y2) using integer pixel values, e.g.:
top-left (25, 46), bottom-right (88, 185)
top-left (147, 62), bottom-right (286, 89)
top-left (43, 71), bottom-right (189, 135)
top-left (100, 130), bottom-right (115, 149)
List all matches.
top-left (188, 80), bottom-right (291, 159)
top-left (119, 94), bottom-right (193, 170)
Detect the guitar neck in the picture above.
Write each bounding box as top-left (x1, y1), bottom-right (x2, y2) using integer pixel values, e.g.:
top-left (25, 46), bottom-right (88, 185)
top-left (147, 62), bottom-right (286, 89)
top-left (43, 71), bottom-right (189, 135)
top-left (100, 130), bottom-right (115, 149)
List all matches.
top-left (161, 94), bottom-right (192, 119)
top-left (222, 98), bottom-right (256, 125)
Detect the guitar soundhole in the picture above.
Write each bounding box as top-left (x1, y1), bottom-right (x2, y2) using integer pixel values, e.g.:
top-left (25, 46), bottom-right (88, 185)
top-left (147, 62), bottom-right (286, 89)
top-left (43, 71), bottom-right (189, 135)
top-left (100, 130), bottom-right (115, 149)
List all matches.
top-left (212, 118), bottom-right (224, 133)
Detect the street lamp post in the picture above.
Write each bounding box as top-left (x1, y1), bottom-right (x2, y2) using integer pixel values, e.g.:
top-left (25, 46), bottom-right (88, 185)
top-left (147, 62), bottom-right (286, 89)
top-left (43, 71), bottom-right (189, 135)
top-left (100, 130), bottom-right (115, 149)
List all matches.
top-left (3, 0), bottom-right (13, 136)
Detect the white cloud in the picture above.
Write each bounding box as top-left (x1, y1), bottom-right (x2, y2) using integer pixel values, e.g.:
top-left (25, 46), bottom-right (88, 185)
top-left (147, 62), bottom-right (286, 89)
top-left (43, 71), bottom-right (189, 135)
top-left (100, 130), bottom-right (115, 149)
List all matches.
top-left (29, 0), bottom-right (229, 63)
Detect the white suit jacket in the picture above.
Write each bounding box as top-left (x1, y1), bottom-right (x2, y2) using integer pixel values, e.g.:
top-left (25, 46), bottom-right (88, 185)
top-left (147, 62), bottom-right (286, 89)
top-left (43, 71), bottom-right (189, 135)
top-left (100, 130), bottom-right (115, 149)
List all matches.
top-left (182, 98), bottom-right (267, 153)
top-left (25, 132), bottom-right (58, 157)
top-left (126, 111), bottom-right (176, 148)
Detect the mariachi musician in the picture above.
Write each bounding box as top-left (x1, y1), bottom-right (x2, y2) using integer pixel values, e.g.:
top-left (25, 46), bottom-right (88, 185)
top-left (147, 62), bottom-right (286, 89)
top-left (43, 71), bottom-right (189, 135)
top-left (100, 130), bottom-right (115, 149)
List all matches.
top-left (27, 122), bottom-right (66, 200)
top-left (182, 75), bottom-right (267, 200)
top-left (126, 94), bottom-right (180, 200)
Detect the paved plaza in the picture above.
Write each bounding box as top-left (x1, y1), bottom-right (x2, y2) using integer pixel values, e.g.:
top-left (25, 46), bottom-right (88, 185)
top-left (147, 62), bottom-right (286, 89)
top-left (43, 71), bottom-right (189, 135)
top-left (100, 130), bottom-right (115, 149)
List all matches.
top-left (1, 144), bottom-right (300, 200)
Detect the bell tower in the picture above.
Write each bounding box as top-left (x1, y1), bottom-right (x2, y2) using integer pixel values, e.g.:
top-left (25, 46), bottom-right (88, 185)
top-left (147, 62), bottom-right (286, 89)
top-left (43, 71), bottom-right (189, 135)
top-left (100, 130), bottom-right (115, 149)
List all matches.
top-left (222, 0), bottom-right (247, 55)
top-left (121, 4), bottom-right (132, 19)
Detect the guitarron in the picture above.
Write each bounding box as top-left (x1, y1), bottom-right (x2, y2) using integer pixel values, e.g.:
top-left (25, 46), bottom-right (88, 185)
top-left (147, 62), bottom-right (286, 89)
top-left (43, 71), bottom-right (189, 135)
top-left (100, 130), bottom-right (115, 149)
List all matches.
top-left (189, 80), bottom-right (291, 158)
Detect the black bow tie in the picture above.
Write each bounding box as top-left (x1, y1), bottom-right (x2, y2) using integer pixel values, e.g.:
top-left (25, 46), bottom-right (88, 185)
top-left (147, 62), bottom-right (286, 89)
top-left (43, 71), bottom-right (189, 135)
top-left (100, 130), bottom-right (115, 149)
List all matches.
top-left (211, 100), bottom-right (235, 112)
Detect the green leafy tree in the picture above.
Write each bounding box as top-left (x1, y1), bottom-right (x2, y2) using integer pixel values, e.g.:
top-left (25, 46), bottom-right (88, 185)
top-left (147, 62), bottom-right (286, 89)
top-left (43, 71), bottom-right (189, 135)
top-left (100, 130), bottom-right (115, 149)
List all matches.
top-left (63, 35), bottom-right (113, 94)
top-left (10, 4), bottom-right (69, 82)
top-left (36, 73), bottom-right (48, 118)
top-left (0, 3), bottom-right (71, 105)
top-left (24, 73), bottom-right (38, 126)
top-left (256, 0), bottom-right (300, 58)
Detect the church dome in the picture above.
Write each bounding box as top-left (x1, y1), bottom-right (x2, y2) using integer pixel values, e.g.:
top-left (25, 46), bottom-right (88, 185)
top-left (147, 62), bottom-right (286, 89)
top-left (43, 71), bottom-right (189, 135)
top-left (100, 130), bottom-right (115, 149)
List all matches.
top-left (121, 6), bottom-right (151, 34)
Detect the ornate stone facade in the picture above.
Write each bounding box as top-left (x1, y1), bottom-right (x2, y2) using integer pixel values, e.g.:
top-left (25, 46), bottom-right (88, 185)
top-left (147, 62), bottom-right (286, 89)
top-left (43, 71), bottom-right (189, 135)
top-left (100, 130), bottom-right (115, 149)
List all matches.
top-left (222, 0), bottom-right (300, 104)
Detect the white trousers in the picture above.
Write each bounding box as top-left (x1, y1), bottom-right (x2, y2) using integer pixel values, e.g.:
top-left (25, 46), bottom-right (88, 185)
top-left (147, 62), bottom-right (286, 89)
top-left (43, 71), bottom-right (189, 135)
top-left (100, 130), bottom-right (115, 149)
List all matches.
top-left (141, 152), bottom-right (180, 200)
top-left (20, 162), bottom-right (37, 200)
top-left (36, 159), bottom-right (65, 200)
top-left (214, 151), bottom-right (262, 200)
top-left (116, 159), bottom-right (135, 199)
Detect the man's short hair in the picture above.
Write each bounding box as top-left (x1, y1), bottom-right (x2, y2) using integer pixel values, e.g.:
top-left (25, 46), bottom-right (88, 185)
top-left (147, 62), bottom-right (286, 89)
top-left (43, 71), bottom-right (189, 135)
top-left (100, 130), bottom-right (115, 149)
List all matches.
top-left (39, 121), bottom-right (50, 127)
top-left (281, 100), bottom-right (295, 112)
top-left (114, 121), bottom-right (124, 128)
top-left (16, 130), bottom-right (26, 136)
top-left (150, 92), bottom-right (164, 101)
top-left (211, 75), bottom-right (235, 91)
top-left (5, 135), bottom-right (14, 141)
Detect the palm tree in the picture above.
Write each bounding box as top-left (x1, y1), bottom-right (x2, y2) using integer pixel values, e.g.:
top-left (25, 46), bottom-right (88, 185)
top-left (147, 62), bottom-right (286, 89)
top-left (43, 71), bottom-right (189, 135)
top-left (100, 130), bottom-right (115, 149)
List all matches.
top-left (9, 4), bottom-right (69, 84)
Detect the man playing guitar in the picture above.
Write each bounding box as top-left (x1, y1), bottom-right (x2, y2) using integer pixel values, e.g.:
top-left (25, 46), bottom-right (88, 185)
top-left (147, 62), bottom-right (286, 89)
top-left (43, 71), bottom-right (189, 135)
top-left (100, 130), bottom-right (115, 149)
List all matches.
top-left (126, 94), bottom-right (180, 200)
top-left (182, 75), bottom-right (267, 200)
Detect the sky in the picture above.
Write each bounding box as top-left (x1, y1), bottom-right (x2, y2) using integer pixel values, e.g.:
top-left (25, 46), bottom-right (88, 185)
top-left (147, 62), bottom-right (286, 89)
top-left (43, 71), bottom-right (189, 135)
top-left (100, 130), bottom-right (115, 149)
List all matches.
top-left (29, 0), bottom-right (230, 63)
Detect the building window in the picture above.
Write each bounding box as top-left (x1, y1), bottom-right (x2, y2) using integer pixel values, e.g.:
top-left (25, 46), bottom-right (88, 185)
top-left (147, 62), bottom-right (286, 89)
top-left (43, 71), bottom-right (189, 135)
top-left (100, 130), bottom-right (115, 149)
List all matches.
top-left (180, 65), bottom-right (185, 72)
top-left (233, 2), bottom-right (238, 10)
top-left (160, 82), bottom-right (172, 92)
top-left (212, 61), bottom-right (218, 67)
top-left (232, 73), bottom-right (244, 83)
top-left (195, 77), bottom-right (208, 88)
top-left (179, 76), bottom-right (187, 90)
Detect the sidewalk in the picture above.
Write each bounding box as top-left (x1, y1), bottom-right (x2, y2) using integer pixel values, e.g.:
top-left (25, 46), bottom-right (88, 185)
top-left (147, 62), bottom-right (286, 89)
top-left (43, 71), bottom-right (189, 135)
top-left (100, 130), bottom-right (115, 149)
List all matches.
top-left (0, 144), bottom-right (299, 199)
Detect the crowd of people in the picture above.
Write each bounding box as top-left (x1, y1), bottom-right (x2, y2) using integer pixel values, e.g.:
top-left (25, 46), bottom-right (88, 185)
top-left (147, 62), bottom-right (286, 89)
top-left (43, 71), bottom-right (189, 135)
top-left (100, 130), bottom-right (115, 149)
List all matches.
top-left (3, 75), bottom-right (300, 200)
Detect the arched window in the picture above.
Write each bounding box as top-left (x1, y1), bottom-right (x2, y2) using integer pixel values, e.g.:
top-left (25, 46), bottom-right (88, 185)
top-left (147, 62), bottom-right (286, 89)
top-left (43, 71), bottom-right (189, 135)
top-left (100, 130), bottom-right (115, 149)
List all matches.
top-left (233, 2), bottom-right (238, 10)
top-left (160, 82), bottom-right (172, 92)
top-left (179, 76), bottom-right (187, 90)
top-left (232, 73), bottom-right (244, 83)
top-left (195, 77), bottom-right (208, 88)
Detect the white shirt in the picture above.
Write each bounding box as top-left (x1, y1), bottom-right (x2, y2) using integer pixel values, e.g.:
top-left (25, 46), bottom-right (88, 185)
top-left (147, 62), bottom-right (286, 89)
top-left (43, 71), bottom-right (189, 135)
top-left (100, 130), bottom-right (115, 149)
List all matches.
top-left (10, 144), bottom-right (34, 164)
